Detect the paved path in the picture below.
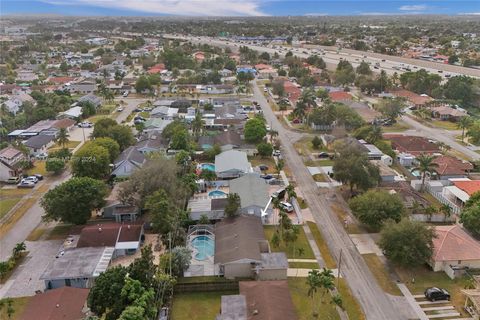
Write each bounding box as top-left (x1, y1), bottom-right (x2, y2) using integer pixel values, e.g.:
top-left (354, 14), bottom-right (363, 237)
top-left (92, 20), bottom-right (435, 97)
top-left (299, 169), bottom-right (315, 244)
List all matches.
top-left (287, 258), bottom-right (317, 263)
top-left (252, 80), bottom-right (408, 320)
top-left (397, 283), bottom-right (429, 320)
top-left (302, 224), bottom-right (326, 268)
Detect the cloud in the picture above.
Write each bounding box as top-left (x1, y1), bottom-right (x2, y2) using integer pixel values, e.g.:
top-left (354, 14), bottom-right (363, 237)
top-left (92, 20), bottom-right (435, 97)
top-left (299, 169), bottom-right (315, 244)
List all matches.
top-left (304, 13), bottom-right (328, 16)
top-left (399, 4), bottom-right (427, 11)
top-left (41, 0), bottom-right (266, 16)
top-left (458, 12), bottom-right (480, 15)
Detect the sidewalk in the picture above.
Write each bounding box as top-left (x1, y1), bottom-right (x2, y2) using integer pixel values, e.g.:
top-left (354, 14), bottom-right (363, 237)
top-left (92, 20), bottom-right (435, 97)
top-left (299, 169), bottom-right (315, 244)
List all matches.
top-left (397, 283), bottom-right (429, 320)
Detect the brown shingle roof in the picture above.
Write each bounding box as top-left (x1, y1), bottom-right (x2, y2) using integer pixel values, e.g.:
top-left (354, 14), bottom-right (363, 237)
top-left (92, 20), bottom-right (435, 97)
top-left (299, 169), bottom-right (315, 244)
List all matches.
top-left (433, 155), bottom-right (473, 176)
top-left (433, 225), bottom-right (480, 262)
top-left (52, 118), bottom-right (76, 129)
top-left (20, 287), bottom-right (89, 320)
top-left (214, 215), bottom-right (265, 264)
top-left (385, 135), bottom-right (440, 155)
top-left (118, 224), bottom-right (142, 242)
top-left (240, 281), bottom-right (298, 320)
top-left (76, 223), bottom-right (119, 247)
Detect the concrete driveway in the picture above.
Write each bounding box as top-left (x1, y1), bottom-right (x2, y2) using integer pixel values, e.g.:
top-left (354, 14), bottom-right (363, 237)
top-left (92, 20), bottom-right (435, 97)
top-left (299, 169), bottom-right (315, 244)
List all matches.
top-left (0, 240), bottom-right (62, 298)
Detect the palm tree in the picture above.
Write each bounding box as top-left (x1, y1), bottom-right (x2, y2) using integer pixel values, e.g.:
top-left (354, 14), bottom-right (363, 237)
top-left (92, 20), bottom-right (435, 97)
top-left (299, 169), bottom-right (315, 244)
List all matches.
top-left (366, 125), bottom-right (383, 144)
top-left (269, 129), bottom-right (278, 144)
top-left (306, 269), bottom-right (321, 317)
top-left (439, 203), bottom-right (452, 222)
top-left (299, 88), bottom-right (317, 109)
top-left (275, 159), bottom-right (284, 177)
top-left (191, 112), bottom-right (205, 139)
top-left (293, 101), bottom-right (307, 122)
top-left (56, 128), bottom-right (70, 149)
top-left (437, 142), bottom-right (451, 155)
top-left (457, 116), bottom-right (472, 143)
top-left (12, 242), bottom-right (26, 259)
top-left (331, 294), bottom-right (344, 310)
top-left (319, 268), bottom-right (335, 302)
top-left (285, 184), bottom-right (297, 201)
top-left (413, 153), bottom-right (439, 191)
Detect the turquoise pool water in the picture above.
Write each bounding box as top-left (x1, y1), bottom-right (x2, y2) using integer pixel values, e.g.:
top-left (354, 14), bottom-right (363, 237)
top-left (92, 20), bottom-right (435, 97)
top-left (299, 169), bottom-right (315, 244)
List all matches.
top-left (191, 235), bottom-right (214, 261)
top-left (208, 190), bottom-right (227, 197)
top-left (201, 163), bottom-right (215, 171)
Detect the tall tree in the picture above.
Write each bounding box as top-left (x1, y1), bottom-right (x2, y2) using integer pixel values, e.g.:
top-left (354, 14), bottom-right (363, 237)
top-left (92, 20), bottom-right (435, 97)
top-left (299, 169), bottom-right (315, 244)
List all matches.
top-left (413, 154), bottom-right (438, 191)
top-left (224, 193), bottom-right (241, 218)
top-left (379, 219), bottom-right (435, 267)
top-left (41, 177), bottom-right (107, 225)
top-left (56, 128), bottom-right (69, 148)
top-left (457, 116), bottom-right (472, 142)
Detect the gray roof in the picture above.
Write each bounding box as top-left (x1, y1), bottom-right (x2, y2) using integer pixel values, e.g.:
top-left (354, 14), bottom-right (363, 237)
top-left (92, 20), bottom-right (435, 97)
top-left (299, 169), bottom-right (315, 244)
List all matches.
top-left (215, 150), bottom-right (250, 174)
top-left (24, 134), bottom-right (55, 149)
top-left (78, 94), bottom-right (101, 107)
top-left (229, 174), bottom-right (269, 209)
top-left (40, 247), bottom-right (114, 280)
top-left (217, 295), bottom-right (247, 320)
top-left (114, 146), bottom-right (146, 166)
top-left (260, 252), bottom-right (288, 269)
top-left (214, 215), bottom-right (265, 264)
top-left (135, 135), bottom-right (167, 151)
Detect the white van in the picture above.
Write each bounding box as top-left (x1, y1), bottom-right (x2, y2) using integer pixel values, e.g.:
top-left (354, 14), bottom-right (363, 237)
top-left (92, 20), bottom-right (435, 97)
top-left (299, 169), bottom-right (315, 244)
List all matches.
top-left (280, 201), bottom-right (294, 213)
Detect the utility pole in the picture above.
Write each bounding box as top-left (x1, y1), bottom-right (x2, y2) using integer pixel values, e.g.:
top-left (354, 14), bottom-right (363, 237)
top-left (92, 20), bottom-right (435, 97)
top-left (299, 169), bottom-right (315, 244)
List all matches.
top-left (169, 232), bottom-right (172, 277)
top-left (337, 248), bottom-right (343, 288)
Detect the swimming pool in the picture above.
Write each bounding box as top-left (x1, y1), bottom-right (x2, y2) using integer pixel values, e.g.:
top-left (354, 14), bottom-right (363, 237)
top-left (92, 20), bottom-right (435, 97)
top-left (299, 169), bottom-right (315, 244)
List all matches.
top-left (191, 235), bottom-right (214, 261)
top-left (201, 163), bottom-right (215, 172)
top-left (208, 190), bottom-right (227, 197)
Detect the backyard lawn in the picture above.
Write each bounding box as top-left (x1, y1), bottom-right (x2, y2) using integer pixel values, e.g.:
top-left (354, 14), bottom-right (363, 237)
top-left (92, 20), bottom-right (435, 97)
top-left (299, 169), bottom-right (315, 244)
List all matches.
top-left (48, 140), bottom-right (81, 151)
top-left (396, 265), bottom-right (473, 317)
top-left (171, 291), bottom-right (236, 320)
top-left (382, 121), bottom-right (411, 132)
top-left (288, 277), bottom-right (340, 320)
top-left (430, 120), bottom-right (459, 131)
top-left (25, 161), bottom-right (48, 176)
top-left (264, 225), bottom-right (315, 259)
top-left (249, 156), bottom-right (277, 175)
top-left (0, 296), bottom-right (30, 320)
top-left (362, 254), bottom-right (402, 296)
top-left (307, 221), bottom-right (337, 269)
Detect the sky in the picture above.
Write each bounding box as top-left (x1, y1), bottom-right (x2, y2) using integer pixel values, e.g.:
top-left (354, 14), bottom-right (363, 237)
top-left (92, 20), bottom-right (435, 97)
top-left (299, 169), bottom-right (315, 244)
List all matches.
top-left (1, 0), bottom-right (480, 17)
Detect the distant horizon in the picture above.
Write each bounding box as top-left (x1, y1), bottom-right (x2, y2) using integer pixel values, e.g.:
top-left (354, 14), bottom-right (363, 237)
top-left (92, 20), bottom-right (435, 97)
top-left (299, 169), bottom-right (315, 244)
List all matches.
top-left (2, 1), bottom-right (480, 17)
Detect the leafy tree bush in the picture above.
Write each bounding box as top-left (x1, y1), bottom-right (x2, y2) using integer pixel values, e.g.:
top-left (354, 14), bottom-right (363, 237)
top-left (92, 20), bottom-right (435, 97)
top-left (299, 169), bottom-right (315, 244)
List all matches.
top-left (41, 177), bottom-right (107, 224)
top-left (71, 143), bottom-right (110, 178)
top-left (379, 219), bottom-right (435, 267)
top-left (45, 158), bottom-right (65, 175)
top-left (349, 190), bottom-right (405, 230)
top-left (257, 142), bottom-right (273, 157)
top-left (244, 117), bottom-right (267, 143)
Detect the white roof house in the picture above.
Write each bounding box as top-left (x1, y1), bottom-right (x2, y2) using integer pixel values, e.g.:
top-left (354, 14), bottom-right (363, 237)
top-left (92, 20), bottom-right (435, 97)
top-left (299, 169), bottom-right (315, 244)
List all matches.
top-left (215, 150), bottom-right (252, 179)
top-left (59, 106), bottom-right (83, 119)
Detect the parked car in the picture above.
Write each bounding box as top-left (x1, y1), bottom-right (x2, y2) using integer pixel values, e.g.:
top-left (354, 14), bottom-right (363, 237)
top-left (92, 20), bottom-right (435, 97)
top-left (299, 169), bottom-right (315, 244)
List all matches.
top-left (122, 91), bottom-right (129, 97)
top-left (258, 164), bottom-right (269, 171)
top-left (34, 174), bottom-right (44, 181)
top-left (18, 181), bottom-right (35, 188)
top-left (78, 121), bottom-right (93, 128)
top-left (424, 287), bottom-right (450, 302)
top-left (134, 108), bottom-right (143, 112)
top-left (317, 152), bottom-right (330, 159)
top-left (279, 201), bottom-right (294, 213)
top-left (35, 152), bottom-right (48, 160)
top-left (134, 116), bottom-right (146, 121)
top-left (6, 176), bottom-right (20, 184)
top-left (261, 174), bottom-right (273, 180)
top-left (273, 150), bottom-right (281, 157)
top-left (116, 106), bottom-right (124, 112)
top-left (22, 176), bottom-right (39, 184)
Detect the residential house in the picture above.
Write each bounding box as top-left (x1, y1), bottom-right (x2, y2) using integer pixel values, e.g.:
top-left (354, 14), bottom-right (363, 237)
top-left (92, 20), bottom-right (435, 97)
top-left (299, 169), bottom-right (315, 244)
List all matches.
top-left (431, 105), bottom-right (468, 121)
top-left (41, 247), bottom-right (114, 290)
top-left (16, 69), bottom-right (38, 82)
top-left (69, 79), bottom-right (96, 94)
top-left (20, 287), bottom-right (90, 320)
top-left (257, 68), bottom-right (278, 79)
top-left (390, 89), bottom-right (433, 109)
top-left (431, 225), bottom-right (480, 277)
top-left (58, 106), bottom-right (83, 120)
top-left (2, 91), bottom-right (35, 115)
top-left (329, 91), bottom-right (353, 102)
top-left (150, 106), bottom-right (179, 120)
top-left (199, 130), bottom-right (256, 156)
top-left (215, 150), bottom-right (252, 179)
top-left (442, 179), bottom-right (480, 208)
top-left (372, 160), bottom-right (396, 182)
top-left (147, 63), bottom-right (166, 74)
top-left (229, 174), bottom-right (272, 219)
top-left (143, 118), bottom-right (173, 133)
top-left (283, 81), bottom-right (301, 106)
top-left (77, 223), bottom-right (144, 258)
top-left (214, 215), bottom-right (287, 279)
top-left (188, 197), bottom-right (228, 221)
top-left (433, 155), bottom-right (473, 180)
top-left (135, 134), bottom-right (168, 154)
top-left (0, 147), bottom-right (24, 181)
top-left (78, 93), bottom-right (102, 108)
top-left (24, 135), bottom-right (55, 156)
top-left (112, 146), bottom-right (146, 178)
top-left (385, 135), bottom-right (440, 156)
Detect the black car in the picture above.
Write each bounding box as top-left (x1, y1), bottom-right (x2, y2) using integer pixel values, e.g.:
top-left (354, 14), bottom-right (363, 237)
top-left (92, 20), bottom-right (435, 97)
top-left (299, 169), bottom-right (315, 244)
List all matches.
top-left (34, 174), bottom-right (44, 181)
top-left (258, 165), bottom-right (269, 171)
top-left (260, 174), bottom-right (273, 180)
top-left (317, 152), bottom-right (330, 159)
top-left (424, 287), bottom-right (450, 302)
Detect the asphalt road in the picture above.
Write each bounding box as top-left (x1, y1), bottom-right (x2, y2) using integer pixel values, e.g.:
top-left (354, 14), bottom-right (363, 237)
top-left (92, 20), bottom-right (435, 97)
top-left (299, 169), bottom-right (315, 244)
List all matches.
top-left (0, 97), bottom-right (143, 261)
top-left (252, 80), bottom-right (408, 320)
top-left (400, 115), bottom-right (480, 161)
top-left (167, 35), bottom-right (480, 79)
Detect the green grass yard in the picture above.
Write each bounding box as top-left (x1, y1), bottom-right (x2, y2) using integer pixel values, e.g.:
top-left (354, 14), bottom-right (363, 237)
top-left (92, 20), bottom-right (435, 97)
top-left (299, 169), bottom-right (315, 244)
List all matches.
top-left (171, 291), bottom-right (236, 320)
top-left (264, 225), bottom-right (315, 259)
top-left (362, 254), bottom-right (402, 296)
top-left (0, 296), bottom-right (30, 320)
top-left (0, 198), bottom-right (21, 219)
top-left (307, 221), bottom-right (337, 269)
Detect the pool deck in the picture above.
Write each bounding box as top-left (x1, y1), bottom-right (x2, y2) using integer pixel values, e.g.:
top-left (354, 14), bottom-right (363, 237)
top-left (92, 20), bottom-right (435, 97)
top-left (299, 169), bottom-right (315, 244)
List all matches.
top-left (185, 230), bottom-right (217, 277)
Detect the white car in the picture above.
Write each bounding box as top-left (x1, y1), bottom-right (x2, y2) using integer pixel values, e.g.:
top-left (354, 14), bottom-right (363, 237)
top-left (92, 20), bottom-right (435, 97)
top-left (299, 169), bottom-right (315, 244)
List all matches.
top-left (273, 150), bottom-right (281, 157)
top-left (123, 91), bottom-right (129, 97)
top-left (22, 176), bottom-right (39, 184)
top-left (116, 106), bottom-right (124, 112)
top-left (279, 201), bottom-right (294, 213)
top-left (78, 121), bottom-right (93, 128)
